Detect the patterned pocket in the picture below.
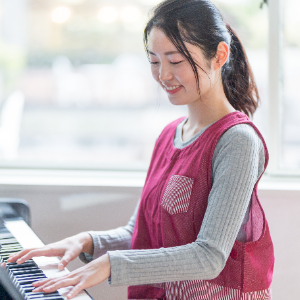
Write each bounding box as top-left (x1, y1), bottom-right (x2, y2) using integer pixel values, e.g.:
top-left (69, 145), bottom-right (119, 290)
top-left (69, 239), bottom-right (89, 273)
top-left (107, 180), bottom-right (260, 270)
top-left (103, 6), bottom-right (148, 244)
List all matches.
top-left (161, 175), bottom-right (194, 215)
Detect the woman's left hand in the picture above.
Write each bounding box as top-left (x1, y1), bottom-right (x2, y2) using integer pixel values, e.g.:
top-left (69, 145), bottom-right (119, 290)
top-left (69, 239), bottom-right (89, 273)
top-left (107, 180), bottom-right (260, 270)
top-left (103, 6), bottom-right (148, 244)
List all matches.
top-left (32, 253), bottom-right (111, 299)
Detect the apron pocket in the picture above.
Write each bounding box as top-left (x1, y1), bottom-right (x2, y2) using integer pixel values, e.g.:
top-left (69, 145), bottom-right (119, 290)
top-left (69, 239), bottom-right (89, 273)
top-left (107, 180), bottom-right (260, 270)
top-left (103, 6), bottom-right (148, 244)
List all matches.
top-left (161, 175), bottom-right (194, 215)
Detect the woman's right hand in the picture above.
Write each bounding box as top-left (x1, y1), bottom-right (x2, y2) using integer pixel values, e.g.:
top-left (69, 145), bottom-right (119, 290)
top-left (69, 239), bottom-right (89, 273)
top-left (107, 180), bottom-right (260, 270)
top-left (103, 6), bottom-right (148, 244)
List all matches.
top-left (6, 232), bottom-right (93, 270)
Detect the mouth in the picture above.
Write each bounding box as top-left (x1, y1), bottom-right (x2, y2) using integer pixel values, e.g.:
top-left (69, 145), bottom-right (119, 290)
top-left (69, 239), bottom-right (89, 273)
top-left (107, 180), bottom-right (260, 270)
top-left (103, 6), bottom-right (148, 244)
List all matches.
top-left (162, 84), bottom-right (183, 95)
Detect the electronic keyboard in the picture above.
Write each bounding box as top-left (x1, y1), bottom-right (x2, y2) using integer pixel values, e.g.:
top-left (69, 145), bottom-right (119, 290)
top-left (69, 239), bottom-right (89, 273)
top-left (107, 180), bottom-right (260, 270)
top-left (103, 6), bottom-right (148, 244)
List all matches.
top-left (0, 200), bottom-right (93, 300)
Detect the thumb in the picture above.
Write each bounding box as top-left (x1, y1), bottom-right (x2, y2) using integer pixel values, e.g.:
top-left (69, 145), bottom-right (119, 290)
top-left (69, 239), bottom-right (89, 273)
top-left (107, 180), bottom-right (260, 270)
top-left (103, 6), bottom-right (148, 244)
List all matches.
top-left (58, 251), bottom-right (74, 270)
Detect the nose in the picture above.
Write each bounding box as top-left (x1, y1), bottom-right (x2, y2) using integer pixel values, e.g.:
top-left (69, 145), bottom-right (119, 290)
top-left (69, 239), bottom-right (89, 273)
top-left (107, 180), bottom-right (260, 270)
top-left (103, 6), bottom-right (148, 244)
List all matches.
top-left (159, 63), bottom-right (173, 83)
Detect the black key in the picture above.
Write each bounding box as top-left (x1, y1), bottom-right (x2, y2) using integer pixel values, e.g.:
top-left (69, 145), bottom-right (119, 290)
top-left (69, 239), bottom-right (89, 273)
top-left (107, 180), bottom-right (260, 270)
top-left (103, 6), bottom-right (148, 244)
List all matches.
top-left (14, 273), bottom-right (46, 279)
top-left (10, 268), bottom-right (44, 275)
top-left (8, 265), bottom-right (39, 272)
top-left (0, 238), bottom-right (19, 244)
top-left (25, 291), bottom-right (62, 299)
top-left (1, 248), bottom-right (23, 255)
top-left (0, 232), bottom-right (14, 239)
top-left (16, 278), bottom-right (41, 285)
top-left (7, 261), bottom-right (37, 269)
top-left (14, 273), bottom-right (46, 280)
top-left (26, 295), bottom-right (64, 300)
top-left (9, 266), bottom-right (40, 274)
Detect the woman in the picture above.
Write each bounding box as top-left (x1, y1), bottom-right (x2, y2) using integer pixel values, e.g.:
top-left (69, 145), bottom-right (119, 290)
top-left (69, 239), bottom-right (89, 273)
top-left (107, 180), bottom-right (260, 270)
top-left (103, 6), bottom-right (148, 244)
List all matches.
top-left (7, 0), bottom-right (274, 299)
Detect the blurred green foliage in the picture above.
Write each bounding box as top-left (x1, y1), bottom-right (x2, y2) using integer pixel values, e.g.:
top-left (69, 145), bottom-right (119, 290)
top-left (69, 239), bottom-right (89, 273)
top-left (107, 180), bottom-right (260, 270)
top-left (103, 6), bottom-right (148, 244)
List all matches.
top-left (0, 41), bottom-right (26, 95)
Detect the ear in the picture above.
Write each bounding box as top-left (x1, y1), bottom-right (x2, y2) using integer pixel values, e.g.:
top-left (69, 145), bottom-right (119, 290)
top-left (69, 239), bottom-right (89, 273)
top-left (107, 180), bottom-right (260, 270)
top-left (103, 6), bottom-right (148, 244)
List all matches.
top-left (213, 42), bottom-right (229, 70)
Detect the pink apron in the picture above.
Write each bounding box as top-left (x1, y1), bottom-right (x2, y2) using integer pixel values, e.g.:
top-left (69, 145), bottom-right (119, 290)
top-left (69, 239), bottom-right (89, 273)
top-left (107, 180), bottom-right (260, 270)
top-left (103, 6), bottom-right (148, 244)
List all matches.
top-left (128, 111), bottom-right (274, 300)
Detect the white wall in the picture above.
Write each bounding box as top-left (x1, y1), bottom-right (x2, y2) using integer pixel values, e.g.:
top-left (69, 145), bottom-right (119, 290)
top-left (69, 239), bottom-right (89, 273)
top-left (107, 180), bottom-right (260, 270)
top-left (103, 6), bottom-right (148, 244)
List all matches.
top-left (257, 189), bottom-right (300, 299)
top-left (0, 184), bottom-right (298, 299)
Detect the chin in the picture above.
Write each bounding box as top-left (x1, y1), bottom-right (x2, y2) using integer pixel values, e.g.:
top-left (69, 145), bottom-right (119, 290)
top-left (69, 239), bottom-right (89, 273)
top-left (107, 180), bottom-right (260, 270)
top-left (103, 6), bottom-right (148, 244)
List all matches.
top-left (168, 98), bottom-right (187, 106)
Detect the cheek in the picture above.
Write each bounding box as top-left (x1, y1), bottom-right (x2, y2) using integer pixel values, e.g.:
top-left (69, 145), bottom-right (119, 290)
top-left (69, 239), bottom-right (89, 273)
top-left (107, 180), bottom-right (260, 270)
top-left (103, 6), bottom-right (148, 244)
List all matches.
top-left (178, 65), bottom-right (198, 88)
top-left (199, 74), bottom-right (211, 91)
top-left (182, 72), bottom-right (198, 92)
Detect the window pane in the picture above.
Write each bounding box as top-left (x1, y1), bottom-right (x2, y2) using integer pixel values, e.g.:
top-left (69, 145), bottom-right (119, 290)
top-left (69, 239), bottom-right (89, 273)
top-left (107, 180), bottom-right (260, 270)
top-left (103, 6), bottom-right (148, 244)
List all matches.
top-left (0, 0), bottom-right (268, 169)
top-left (281, 0), bottom-right (300, 170)
top-left (0, 0), bottom-right (185, 169)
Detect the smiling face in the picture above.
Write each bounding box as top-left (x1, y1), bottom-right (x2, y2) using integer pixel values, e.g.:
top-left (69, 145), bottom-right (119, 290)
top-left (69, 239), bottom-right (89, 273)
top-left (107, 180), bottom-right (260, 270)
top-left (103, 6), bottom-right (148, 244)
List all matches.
top-left (148, 27), bottom-right (216, 106)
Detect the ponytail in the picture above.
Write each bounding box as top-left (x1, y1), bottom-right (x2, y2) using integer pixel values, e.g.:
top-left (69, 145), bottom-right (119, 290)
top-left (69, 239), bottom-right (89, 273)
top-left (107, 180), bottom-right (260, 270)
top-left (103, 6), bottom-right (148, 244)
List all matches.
top-left (222, 24), bottom-right (260, 117)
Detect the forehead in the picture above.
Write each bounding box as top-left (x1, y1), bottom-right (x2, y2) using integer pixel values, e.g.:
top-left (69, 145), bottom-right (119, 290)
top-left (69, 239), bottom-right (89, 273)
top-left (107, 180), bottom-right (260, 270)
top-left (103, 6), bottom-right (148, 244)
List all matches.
top-left (148, 27), bottom-right (203, 59)
top-left (148, 27), bottom-right (178, 53)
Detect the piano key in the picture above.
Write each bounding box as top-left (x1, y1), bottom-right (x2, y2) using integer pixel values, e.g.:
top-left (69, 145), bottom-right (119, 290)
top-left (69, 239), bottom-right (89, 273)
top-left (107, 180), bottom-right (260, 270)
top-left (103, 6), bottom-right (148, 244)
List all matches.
top-left (0, 238), bottom-right (19, 244)
top-left (19, 283), bottom-right (36, 291)
top-left (7, 262), bottom-right (37, 269)
top-left (1, 246), bottom-right (24, 251)
top-left (14, 277), bottom-right (47, 284)
top-left (9, 266), bottom-right (40, 271)
top-left (24, 292), bottom-right (63, 299)
top-left (25, 291), bottom-right (61, 297)
top-left (0, 232), bottom-right (14, 239)
top-left (27, 296), bottom-right (64, 299)
top-left (1, 242), bottom-right (23, 247)
top-left (14, 273), bottom-right (46, 279)
top-left (10, 269), bottom-right (45, 276)
top-left (16, 278), bottom-right (42, 285)
top-left (26, 295), bottom-right (64, 300)
top-left (1, 248), bottom-right (24, 254)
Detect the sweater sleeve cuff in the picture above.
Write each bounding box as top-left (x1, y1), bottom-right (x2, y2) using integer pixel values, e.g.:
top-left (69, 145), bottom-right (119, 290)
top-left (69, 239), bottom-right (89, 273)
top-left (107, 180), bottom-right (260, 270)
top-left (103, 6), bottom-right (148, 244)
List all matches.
top-left (88, 231), bottom-right (107, 259)
top-left (78, 231), bottom-right (107, 264)
top-left (107, 250), bottom-right (121, 286)
top-left (78, 252), bottom-right (93, 263)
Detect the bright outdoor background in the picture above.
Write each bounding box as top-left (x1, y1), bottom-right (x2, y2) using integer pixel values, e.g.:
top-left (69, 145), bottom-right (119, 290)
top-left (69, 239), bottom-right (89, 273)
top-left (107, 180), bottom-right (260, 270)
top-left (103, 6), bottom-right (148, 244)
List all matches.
top-left (0, 0), bottom-right (298, 171)
top-left (282, 0), bottom-right (300, 170)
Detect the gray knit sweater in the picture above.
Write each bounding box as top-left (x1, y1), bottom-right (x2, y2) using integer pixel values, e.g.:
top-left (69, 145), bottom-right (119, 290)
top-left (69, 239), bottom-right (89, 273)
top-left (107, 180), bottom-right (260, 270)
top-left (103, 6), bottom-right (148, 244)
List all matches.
top-left (80, 118), bottom-right (265, 287)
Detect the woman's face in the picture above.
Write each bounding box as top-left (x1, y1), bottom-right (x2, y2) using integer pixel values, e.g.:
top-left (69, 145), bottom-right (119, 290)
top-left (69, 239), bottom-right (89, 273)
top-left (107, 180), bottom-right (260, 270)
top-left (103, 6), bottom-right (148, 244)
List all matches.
top-left (148, 27), bottom-right (215, 106)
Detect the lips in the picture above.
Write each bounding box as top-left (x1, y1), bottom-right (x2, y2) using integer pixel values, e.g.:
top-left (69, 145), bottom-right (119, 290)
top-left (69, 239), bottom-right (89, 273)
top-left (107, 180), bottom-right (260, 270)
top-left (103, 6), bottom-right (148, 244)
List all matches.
top-left (163, 85), bottom-right (183, 94)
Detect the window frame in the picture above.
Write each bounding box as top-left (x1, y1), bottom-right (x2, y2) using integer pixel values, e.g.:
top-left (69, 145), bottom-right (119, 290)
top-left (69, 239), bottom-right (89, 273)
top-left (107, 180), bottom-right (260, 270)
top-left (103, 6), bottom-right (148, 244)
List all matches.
top-left (268, 0), bottom-right (300, 177)
top-left (268, 0), bottom-right (282, 175)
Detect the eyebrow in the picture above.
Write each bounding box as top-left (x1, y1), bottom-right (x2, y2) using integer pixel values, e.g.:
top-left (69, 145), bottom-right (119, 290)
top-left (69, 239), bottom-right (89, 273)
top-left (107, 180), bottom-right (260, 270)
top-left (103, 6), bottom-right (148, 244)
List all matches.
top-left (149, 51), bottom-right (180, 56)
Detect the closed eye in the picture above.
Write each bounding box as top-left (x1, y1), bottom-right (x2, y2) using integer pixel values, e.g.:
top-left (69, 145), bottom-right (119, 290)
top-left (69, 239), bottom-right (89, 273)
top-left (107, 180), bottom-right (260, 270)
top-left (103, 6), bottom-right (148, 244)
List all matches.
top-left (149, 61), bottom-right (183, 65)
top-left (171, 61), bottom-right (183, 65)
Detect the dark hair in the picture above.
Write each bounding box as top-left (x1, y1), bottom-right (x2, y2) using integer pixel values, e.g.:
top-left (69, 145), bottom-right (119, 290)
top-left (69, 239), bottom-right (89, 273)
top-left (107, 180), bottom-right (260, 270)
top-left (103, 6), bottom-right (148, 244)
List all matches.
top-left (144, 0), bottom-right (259, 117)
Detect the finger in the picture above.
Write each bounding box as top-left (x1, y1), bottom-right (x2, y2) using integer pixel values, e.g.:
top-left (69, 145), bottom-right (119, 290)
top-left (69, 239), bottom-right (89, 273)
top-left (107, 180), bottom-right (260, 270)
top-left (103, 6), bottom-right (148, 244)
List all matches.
top-left (58, 251), bottom-right (74, 270)
top-left (16, 248), bottom-right (53, 264)
top-left (8, 250), bottom-right (37, 264)
top-left (1, 262), bottom-right (6, 268)
top-left (67, 283), bottom-right (84, 299)
top-left (33, 278), bottom-right (59, 292)
top-left (32, 278), bottom-right (51, 288)
top-left (7, 249), bottom-right (32, 262)
top-left (33, 274), bottom-right (69, 291)
top-left (40, 278), bottom-right (78, 294)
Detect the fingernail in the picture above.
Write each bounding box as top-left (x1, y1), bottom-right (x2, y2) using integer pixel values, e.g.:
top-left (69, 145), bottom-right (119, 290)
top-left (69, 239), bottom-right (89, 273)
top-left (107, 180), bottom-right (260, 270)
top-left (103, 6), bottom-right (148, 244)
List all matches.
top-left (58, 263), bottom-right (64, 269)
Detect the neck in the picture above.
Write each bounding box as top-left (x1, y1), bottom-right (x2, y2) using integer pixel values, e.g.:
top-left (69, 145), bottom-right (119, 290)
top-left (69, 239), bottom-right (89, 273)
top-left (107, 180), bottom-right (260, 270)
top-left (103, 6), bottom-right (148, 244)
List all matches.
top-left (185, 85), bottom-right (236, 134)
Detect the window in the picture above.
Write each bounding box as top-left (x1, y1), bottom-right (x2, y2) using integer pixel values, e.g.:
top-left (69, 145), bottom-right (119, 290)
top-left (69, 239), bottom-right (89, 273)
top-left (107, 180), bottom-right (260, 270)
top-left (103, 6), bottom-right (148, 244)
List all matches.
top-left (268, 0), bottom-right (300, 175)
top-left (0, 0), bottom-right (186, 170)
top-left (0, 0), bottom-right (298, 175)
